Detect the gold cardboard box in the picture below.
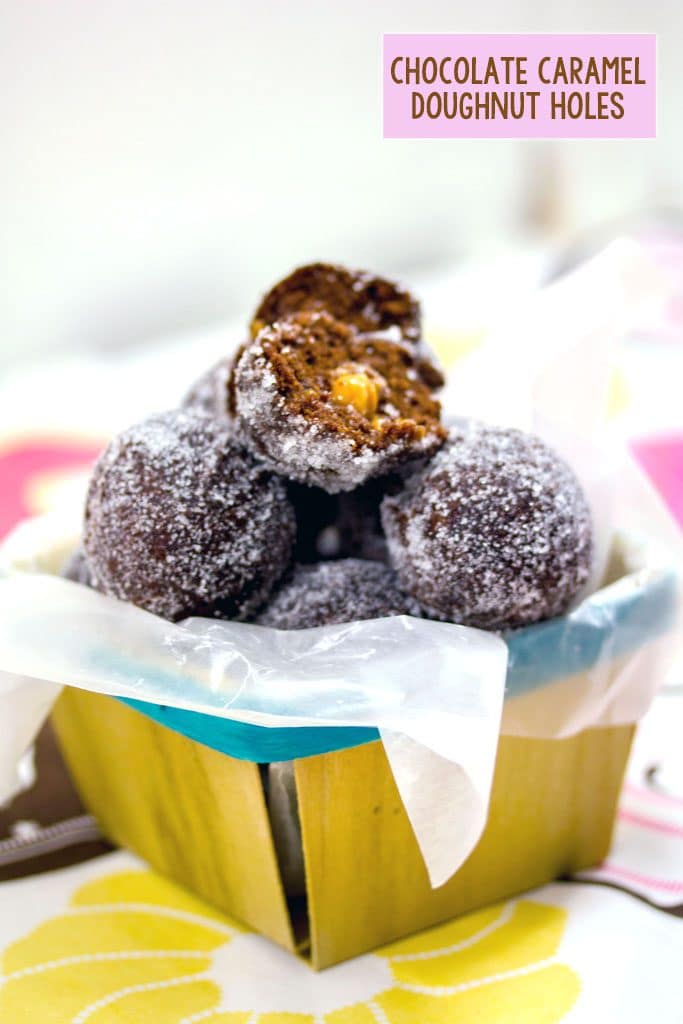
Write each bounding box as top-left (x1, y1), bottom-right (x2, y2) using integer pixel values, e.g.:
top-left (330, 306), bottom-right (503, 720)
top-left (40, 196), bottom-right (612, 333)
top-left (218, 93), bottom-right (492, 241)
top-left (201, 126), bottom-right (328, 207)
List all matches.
top-left (53, 689), bottom-right (632, 969)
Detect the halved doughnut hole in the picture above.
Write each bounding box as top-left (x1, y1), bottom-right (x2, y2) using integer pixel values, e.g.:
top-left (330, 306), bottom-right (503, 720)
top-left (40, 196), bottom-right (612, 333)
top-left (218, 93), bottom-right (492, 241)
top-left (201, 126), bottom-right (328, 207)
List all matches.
top-left (251, 263), bottom-right (421, 344)
top-left (252, 313), bottom-right (444, 452)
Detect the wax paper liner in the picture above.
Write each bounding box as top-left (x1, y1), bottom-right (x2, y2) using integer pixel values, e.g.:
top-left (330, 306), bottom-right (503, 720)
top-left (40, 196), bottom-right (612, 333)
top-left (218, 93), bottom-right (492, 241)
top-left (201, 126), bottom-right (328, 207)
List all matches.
top-left (0, 239), bottom-right (681, 888)
top-left (0, 546), bottom-right (508, 889)
top-left (0, 521), bottom-right (678, 887)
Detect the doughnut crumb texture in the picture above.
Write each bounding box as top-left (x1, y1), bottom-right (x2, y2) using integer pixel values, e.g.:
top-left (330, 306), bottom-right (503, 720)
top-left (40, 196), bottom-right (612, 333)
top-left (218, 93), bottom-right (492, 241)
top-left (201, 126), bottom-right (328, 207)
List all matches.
top-left (77, 265), bottom-right (596, 637)
top-left (256, 558), bottom-right (422, 629)
top-left (232, 310), bottom-right (445, 493)
top-left (252, 261), bottom-right (420, 342)
top-left (251, 262), bottom-right (444, 387)
top-left (381, 422), bottom-right (594, 630)
top-left (84, 409), bottom-right (295, 622)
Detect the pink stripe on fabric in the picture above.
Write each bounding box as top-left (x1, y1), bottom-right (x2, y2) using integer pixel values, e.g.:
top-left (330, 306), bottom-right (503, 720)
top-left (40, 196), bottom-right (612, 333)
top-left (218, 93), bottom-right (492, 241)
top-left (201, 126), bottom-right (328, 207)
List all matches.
top-left (624, 781), bottom-right (683, 809)
top-left (618, 808), bottom-right (683, 838)
top-left (600, 862), bottom-right (683, 893)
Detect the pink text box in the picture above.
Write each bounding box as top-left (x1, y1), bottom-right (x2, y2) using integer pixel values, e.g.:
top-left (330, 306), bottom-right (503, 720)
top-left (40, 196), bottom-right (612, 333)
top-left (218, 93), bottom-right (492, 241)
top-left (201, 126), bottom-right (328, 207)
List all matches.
top-left (383, 34), bottom-right (656, 139)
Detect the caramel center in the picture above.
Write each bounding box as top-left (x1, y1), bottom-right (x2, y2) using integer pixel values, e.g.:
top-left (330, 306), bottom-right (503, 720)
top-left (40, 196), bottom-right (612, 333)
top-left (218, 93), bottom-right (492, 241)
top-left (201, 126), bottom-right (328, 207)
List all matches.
top-left (331, 371), bottom-right (381, 418)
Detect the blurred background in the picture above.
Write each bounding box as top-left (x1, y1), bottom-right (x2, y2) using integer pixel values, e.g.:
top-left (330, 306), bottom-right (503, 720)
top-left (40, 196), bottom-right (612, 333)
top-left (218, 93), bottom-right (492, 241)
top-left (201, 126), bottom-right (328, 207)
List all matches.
top-left (1, 0), bottom-right (682, 853)
top-left (1, 0), bottom-right (682, 374)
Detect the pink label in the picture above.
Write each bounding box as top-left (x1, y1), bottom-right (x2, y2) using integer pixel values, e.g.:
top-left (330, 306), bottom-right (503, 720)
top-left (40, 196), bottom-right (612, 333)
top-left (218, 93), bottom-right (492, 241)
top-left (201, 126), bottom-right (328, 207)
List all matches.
top-left (383, 34), bottom-right (656, 138)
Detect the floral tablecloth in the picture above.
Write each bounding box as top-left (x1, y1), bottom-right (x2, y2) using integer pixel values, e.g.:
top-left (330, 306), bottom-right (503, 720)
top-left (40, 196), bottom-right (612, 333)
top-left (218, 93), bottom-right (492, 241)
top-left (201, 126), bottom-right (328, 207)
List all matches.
top-left (1, 297), bottom-right (682, 1023)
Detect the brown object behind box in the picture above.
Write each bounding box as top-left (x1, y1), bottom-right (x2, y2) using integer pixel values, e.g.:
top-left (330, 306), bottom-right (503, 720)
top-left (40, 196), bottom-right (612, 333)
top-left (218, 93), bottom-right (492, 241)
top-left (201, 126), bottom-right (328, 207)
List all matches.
top-left (52, 688), bottom-right (633, 969)
top-left (0, 723), bottom-right (112, 882)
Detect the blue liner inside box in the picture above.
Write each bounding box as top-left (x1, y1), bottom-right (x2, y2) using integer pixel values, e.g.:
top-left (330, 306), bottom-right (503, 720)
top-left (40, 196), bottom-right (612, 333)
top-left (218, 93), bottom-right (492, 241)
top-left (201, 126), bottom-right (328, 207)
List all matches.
top-left (119, 568), bottom-right (677, 763)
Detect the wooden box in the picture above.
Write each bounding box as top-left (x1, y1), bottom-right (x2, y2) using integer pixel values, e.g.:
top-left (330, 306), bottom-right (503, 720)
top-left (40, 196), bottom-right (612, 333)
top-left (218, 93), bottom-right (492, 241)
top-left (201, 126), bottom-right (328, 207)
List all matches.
top-left (51, 545), bottom-right (676, 969)
top-left (53, 689), bottom-right (633, 969)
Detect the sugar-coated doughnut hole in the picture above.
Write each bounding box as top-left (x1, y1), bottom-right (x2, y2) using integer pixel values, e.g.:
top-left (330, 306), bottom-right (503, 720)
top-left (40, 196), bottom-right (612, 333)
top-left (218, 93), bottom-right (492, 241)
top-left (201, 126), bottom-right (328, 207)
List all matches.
top-left (382, 422), bottom-right (594, 630)
top-left (84, 409), bottom-right (296, 621)
top-left (256, 558), bottom-right (421, 629)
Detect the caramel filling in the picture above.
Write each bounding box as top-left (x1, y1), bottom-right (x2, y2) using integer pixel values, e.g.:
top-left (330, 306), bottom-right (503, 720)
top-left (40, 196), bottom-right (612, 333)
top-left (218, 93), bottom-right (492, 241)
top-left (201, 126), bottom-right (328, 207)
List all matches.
top-left (331, 369), bottom-right (381, 418)
top-left (246, 312), bottom-right (444, 452)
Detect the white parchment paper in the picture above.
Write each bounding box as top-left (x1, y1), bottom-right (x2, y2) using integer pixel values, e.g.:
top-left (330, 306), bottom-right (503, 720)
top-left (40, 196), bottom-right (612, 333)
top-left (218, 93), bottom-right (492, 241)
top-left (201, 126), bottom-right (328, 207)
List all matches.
top-left (0, 240), bottom-right (681, 887)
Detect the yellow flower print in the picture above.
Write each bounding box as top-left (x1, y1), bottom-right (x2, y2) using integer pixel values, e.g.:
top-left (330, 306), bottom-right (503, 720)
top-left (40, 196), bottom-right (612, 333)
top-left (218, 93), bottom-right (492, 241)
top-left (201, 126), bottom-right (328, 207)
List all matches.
top-left (0, 867), bottom-right (579, 1024)
top-left (0, 870), bottom-right (235, 1024)
top-left (376, 901), bottom-right (579, 1024)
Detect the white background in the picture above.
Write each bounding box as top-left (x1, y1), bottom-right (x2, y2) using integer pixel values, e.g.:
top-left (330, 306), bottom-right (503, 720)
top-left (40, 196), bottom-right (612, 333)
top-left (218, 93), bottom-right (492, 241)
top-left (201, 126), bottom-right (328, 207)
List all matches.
top-left (1, 1), bottom-right (682, 367)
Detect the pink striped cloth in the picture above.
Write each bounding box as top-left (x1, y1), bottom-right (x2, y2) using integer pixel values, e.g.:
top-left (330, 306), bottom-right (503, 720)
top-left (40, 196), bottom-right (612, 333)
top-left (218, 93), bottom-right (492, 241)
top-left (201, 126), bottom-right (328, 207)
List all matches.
top-left (577, 777), bottom-right (683, 909)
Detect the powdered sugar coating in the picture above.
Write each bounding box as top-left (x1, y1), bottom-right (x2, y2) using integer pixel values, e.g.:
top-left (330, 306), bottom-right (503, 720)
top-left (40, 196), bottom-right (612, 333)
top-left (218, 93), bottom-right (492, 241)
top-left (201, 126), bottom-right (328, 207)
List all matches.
top-left (381, 422), bottom-right (593, 630)
top-left (252, 262), bottom-right (445, 389)
top-left (232, 314), bottom-right (443, 493)
top-left (84, 409), bottom-right (295, 621)
top-left (256, 558), bottom-right (422, 629)
top-left (182, 355), bottom-right (234, 420)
